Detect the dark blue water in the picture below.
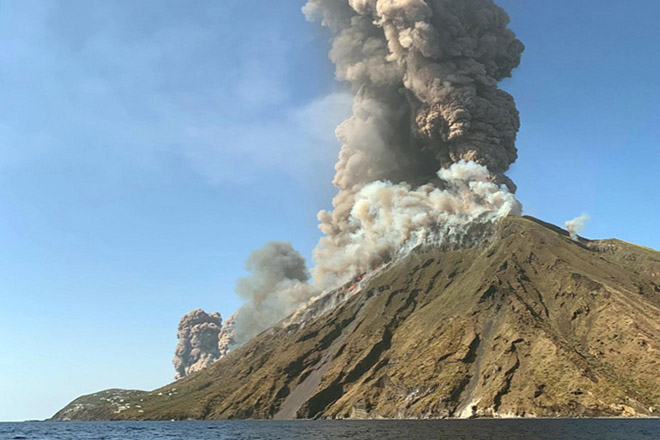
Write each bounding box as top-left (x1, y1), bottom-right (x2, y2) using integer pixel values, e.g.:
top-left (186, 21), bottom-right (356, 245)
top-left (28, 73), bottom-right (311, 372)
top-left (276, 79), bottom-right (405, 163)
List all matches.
top-left (1, 420), bottom-right (659, 439)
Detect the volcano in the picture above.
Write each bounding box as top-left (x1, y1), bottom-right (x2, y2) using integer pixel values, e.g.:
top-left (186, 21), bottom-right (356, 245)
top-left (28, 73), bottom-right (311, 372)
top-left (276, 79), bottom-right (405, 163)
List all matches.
top-left (52, 216), bottom-right (660, 420)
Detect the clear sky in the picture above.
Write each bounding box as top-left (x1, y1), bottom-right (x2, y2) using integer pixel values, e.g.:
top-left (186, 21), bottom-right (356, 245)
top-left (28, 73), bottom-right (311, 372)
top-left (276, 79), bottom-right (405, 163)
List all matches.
top-left (0, 0), bottom-right (658, 422)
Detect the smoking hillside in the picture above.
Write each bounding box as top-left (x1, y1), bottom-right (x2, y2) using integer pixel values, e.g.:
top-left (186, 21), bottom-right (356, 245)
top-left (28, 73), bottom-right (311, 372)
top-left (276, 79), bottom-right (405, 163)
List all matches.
top-left (53, 217), bottom-right (660, 420)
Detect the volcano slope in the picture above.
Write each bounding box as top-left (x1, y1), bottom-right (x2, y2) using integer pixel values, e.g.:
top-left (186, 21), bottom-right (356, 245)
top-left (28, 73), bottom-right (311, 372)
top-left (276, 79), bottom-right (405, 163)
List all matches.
top-left (53, 216), bottom-right (660, 420)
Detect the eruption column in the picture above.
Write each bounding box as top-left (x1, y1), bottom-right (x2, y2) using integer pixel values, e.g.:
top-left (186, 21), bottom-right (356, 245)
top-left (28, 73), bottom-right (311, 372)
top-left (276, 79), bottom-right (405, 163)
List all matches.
top-left (305, 0), bottom-right (524, 286)
top-left (174, 0), bottom-right (526, 376)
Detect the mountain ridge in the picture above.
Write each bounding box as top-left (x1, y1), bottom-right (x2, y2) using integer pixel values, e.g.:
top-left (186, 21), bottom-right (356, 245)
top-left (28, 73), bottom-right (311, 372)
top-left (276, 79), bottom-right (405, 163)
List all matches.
top-left (52, 216), bottom-right (660, 420)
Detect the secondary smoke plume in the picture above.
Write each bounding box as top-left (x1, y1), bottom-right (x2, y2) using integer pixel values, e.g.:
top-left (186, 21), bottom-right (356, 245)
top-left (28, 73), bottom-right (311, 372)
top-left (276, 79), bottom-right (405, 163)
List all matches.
top-left (565, 214), bottom-right (590, 241)
top-left (232, 241), bottom-right (314, 344)
top-left (173, 310), bottom-right (237, 379)
top-left (174, 0), bottom-right (526, 374)
top-left (173, 309), bottom-right (224, 380)
top-left (173, 243), bottom-right (314, 378)
top-left (217, 314), bottom-right (236, 358)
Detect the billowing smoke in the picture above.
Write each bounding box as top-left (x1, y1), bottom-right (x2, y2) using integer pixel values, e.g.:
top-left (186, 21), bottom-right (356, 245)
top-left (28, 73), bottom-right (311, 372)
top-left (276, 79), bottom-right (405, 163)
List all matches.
top-left (565, 214), bottom-right (590, 241)
top-left (304, 0), bottom-right (523, 183)
top-left (174, 0), bottom-right (526, 375)
top-left (173, 309), bottom-right (224, 380)
top-left (314, 161), bottom-right (520, 285)
top-left (217, 313), bottom-right (236, 358)
top-left (173, 310), bottom-right (237, 379)
top-left (305, 0), bottom-right (524, 287)
top-left (232, 242), bottom-right (315, 344)
top-left (172, 242), bottom-right (315, 378)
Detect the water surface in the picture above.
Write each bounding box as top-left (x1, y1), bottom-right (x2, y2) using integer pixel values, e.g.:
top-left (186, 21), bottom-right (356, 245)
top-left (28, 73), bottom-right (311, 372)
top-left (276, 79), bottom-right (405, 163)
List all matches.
top-left (1, 419), bottom-right (659, 439)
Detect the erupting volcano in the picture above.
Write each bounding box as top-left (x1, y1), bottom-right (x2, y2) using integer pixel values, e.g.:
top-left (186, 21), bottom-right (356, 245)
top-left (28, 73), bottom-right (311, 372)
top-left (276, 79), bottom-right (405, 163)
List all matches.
top-left (172, 0), bottom-right (527, 378)
top-left (52, 0), bottom-right (660, 422)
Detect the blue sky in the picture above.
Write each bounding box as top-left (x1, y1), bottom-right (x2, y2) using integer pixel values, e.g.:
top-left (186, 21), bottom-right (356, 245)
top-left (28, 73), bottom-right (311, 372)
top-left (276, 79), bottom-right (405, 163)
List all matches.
top-left (0, 0), bottom-right (658, 422)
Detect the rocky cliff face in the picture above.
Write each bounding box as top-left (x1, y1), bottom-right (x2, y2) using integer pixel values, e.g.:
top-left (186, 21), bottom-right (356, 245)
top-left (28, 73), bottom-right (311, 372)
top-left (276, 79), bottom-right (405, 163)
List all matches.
top-left (52, 217), bottom-right (660, 420)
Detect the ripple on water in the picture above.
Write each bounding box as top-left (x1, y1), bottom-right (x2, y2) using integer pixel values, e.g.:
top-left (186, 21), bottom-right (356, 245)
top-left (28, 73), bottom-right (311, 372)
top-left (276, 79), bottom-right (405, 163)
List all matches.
top-left (0, 419), bottom-right (659, 440)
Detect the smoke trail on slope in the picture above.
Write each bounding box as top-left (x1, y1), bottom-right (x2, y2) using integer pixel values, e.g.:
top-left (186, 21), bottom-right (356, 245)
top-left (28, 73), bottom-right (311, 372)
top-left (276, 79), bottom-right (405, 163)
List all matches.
top-left (565, 214), bottom-right (590, 241)
top-left (232, 241), bottom-right (315, 344)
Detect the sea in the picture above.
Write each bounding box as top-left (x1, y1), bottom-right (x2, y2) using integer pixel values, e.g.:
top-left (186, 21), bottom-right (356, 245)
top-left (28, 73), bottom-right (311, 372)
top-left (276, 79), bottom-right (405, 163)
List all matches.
top-left (1, 420), bottom-right (659, 440)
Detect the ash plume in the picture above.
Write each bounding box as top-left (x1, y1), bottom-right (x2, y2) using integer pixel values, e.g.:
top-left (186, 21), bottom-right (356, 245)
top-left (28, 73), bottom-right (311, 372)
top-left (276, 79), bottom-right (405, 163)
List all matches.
top-left (173, 309), bottom-right (224, 380)
top-left (232, 241), bottom-right (315, 344)
top-left (173, 0), bottom-right (526, 372)
top-left (565, 214), bottom-right (590, 241)
top-left (305, 0), bottom-right (524, 287)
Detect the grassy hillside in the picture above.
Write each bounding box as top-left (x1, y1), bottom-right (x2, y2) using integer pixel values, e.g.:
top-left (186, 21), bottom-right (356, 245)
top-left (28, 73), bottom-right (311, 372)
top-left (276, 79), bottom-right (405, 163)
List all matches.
top-left (52, 216), bottom-right (660, 420)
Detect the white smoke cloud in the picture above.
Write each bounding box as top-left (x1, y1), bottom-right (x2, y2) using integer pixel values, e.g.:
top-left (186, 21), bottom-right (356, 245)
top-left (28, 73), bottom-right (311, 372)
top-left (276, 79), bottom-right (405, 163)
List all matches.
top-left (313, 161), bottom-right (521, 287)
top-left (565, 214), bottom-right (590, 241)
